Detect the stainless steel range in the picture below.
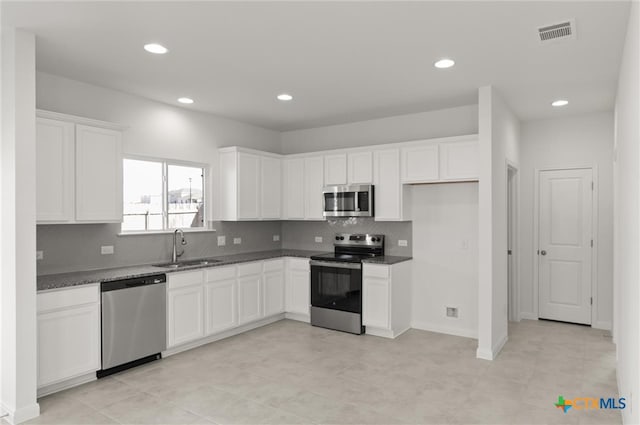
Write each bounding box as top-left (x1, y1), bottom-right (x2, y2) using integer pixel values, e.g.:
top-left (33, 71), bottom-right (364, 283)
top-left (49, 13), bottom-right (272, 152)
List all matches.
top-left (309, 233), bottom-right (385, 334)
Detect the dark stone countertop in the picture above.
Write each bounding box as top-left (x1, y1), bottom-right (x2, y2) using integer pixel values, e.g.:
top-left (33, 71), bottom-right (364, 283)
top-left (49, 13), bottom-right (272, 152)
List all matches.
top-left (361, 255), bottom-right (413, 265)
top-left (37, 249), bottom-right (328, 292)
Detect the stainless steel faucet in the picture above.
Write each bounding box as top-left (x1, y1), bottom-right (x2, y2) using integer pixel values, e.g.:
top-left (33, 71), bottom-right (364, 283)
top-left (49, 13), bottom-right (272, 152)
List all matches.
top-left (172, 229), bottom-right (187, 263)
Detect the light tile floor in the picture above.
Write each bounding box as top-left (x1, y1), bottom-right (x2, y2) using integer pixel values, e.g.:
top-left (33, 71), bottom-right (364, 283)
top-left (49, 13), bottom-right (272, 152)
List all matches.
top-left (24, 319), bottom-right (620, 424)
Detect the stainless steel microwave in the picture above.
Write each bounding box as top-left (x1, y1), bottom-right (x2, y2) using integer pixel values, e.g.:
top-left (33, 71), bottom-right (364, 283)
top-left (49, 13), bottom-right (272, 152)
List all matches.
top-left (322, 185), bottom-right (374, 217)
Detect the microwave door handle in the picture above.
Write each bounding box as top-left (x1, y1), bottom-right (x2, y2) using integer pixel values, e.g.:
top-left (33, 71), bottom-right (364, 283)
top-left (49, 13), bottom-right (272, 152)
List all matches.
top-left (354, 192), bottom-right (359, 212)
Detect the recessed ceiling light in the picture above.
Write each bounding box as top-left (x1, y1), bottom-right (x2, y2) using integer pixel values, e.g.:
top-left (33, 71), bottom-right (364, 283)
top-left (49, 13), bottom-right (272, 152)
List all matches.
top-left (434, 58), bottom-right (455, 69)
top-left (551, 99), bottom-right (569, 107)
top-left (177, 97), bottom-right (194, 104)
top-left (277, 93), bottom-right (293, 101)
top-left (144, 43), bottom-right (168, 54)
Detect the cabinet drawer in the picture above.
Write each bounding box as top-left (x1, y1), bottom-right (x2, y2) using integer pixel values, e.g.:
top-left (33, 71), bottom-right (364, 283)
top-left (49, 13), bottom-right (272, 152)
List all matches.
top-left (38, 284), bottom-right (99, 313)
top-left (237, 261), bottom-right (263, 277)
top-left (167, 270), bottom-right (205, 290)
top-left (206, 265), bottom-right (236, 283)
top-left (287, 257), bottom-right (310, 272)
top-left (263, 258), bottom-right (284, 272)
top-left (363, 264), bottom-right (390, 279)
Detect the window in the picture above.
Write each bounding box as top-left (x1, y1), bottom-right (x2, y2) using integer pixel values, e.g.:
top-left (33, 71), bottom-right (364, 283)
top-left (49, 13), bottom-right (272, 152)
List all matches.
top-left (122, 158), bottom-right (206, 232)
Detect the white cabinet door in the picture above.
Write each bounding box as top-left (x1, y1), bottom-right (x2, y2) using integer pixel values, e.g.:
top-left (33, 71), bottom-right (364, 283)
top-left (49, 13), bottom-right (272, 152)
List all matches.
top-left (263, 271), bottom-right (285, 316)
top-left (439, 140), bottom-right (479, 181)
top-left (324, 154), bottom-right (347, 185)
top-left (304, 156), bottom-right (324, 220)
top-left (374, 149), bottom-right (405, 221)
top-left (283, 158), bottom-right (305, 219)
top-left (204, 279), bottom-right (237, 335)
top-left (167, 285), bottom-right (205, 348)
top-left (75, 125), bottom-right (122, 222)
top-left (348, 151), bottom-right (373, 184)
top-left (238, 152), bottom-right (260, 220)
top-left (36, 118), bottom-right (75, 223)
top-left (238, 275), bottom-right (262, 324)
top-left (401, 143), bottom-right (439, 183)
top-left (286, 260), bottom-right (310, 316)
top-left (261, 156), bottom-right (282, 219)
top-left (37, 304), bottom-right (101, 387)
top-left (362, 276), bottom-right (390, 330)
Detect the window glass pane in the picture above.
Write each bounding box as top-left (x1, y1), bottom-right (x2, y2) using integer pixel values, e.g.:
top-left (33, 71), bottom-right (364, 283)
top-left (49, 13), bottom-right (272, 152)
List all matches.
top-left (168, 164), bottom-right (204, 229)
top-left (122, 159), bottom-right (163, 231)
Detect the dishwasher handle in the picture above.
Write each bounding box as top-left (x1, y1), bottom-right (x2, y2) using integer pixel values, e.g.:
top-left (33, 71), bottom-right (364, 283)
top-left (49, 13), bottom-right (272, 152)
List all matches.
top-left (101, 274), bottom-right (166, 292)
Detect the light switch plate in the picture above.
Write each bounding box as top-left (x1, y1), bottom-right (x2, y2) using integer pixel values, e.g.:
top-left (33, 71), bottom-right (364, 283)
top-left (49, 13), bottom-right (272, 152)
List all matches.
top-left (36, 250), bottom-right (43, 260)
top-left (315, 236), bottom-right (323, 243)
top-left (101, 245), bottom-right (114, 255)
top-left (398, 240), bottom-right (408, 247)
top-left (217, 236), bottom-right (226, 246)
top-left (273, 235), bottom-right (280, 242)
top-left (233, 237), bottom-right (242, 245)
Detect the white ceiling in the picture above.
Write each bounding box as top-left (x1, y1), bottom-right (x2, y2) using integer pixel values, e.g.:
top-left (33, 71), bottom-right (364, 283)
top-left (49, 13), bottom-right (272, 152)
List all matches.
top-left (2, 1), bottom-right (631, 131)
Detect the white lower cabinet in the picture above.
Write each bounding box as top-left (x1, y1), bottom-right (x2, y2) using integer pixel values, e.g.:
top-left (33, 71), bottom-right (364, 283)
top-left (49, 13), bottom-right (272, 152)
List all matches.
top-left (167, 283), bottom-right (205, 348)
top-left (363, 261), bottom-right (412, 338)
top-left (285, 258), bottom-right (311, 317)
top-left (204, 266), bottom-right (237, 335)
top-left (37, 284), bottom-right (101, 390)
top-left (238, 274), bottom-right (263, 325)
top-left (263, 259), bottom-right (285, 316)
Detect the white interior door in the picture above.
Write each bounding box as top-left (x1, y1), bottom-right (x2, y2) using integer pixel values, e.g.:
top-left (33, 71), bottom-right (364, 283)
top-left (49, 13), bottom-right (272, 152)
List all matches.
top-left (538, 168), bottom-right (593, 325)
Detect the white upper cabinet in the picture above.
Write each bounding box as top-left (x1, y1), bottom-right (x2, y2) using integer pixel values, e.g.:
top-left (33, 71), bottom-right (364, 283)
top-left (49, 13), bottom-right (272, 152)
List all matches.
top-left (237, 152), bottom-right (260, 220)
top-left (218, 147), bottom-right (282, 221)
top-left (348, 151), bottom-right (373, 184)
top-left (75, 125), bottom-right (123, 222)
top-left (401, 143), bottom-right (439, 183)
top-left (373, 149), bottom-right (410, 221)
top-left (36, 117), bottom-right (75, 222)
top-left (260, 156), bottom-right (282, 219)
top-left (304, 156), bottom-right (325, 220)
top-left (35, 111), bottom-right (124, 224)
top-left (324, 154), bottom-right (347, 185)
top-left (283, 158), bottom-right (305, 219)
top-left (439, 140), bottom-right (479, 181)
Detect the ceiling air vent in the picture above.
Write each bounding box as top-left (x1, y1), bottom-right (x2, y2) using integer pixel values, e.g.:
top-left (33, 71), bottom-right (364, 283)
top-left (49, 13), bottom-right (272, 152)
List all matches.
top-left (538, 19), bottom-right (576, 43)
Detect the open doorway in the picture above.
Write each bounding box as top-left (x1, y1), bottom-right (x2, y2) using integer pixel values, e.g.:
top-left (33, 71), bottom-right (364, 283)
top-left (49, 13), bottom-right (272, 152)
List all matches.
top-left (507, 164), bottom-right (519, 322)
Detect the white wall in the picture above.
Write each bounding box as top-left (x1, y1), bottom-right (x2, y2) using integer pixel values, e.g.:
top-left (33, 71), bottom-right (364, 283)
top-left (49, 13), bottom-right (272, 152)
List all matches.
top-left (519, 112), bottom-right (614, 330)
top-left (477, 86), bottom-right (520, 360)
top-left (36, 72), bottom-right (282, 220)
top-left (280, 105), bottom-right (478, 154)
top-left (1, 28), bottom-right (40, 424)
top-left (410, 183), bottom-right (479, 338)
top-left (613, 3), bottom-right (639, 424)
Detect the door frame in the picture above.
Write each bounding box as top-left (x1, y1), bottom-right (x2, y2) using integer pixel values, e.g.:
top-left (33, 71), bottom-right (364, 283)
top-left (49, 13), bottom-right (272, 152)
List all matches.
top-left (533, 165), bottom-right (599, 326)
top-left (507, 161), bottom-right (520, 322)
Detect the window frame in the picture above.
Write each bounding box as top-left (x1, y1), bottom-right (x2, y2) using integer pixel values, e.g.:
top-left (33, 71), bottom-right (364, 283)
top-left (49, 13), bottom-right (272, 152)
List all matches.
top-left (122, 155), bottom-right (208, 233)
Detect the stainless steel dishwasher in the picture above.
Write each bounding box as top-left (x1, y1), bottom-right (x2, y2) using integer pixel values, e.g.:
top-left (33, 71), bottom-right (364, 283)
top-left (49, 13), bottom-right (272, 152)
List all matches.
top-left (98, 274), bottom-right (167, 378)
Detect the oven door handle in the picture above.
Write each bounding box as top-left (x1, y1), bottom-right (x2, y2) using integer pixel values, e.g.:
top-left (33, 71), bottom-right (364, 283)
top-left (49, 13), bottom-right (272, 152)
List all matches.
top-left (310, 260), bottom-right (362, 270)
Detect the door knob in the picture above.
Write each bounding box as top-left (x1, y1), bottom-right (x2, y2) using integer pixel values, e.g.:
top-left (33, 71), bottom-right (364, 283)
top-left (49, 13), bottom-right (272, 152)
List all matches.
top-left (540, 250), bottom-right (547, 256)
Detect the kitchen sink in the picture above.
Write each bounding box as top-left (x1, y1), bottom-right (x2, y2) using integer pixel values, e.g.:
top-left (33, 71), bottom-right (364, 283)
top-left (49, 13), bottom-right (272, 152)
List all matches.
top-left (153, 258), bottom-right (222, 268)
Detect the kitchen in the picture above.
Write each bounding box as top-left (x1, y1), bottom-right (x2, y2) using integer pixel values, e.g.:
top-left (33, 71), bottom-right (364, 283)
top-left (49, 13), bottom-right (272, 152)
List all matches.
top-left (1, 1), bottom-right (639, 425)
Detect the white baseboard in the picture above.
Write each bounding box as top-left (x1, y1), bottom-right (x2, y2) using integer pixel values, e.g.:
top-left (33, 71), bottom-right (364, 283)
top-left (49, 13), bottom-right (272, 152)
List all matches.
top-left (164, 313), bottom-right (285, 357)
top-left (411, 321), bottom-right (478, 339)
top-left (284, 312), bottom-right (310, 323)
top-left (593, 320), bottom-right (612, 331)
top-left (519, 312), bottom-right (539, 321)
top-left (476, 333), bottom-right (508, 360)
top-left (37, 372), bottom-right (96, 398)
top-left (365, 327), bottom-right (395, 339)
top-left (1, 402), bottom-right (40, 425)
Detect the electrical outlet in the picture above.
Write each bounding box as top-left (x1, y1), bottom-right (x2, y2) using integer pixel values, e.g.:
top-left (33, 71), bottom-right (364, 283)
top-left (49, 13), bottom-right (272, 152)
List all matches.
top-left (273, 235), bottom-right (280, 242)
top-left (36, 250), bottom-right (43, 260)
top-left (233, 237), bottom-right (241, 245)
top-left (446, 307), bottom-right (458, 318)
top-left (398, 240), bottom-right (408, 247)
top-left (101, 245), bottom-right (114, 255)
top-left (315, 236), bottom-right (323, 243)
top-left (217, 236), bottom-right (226, 246)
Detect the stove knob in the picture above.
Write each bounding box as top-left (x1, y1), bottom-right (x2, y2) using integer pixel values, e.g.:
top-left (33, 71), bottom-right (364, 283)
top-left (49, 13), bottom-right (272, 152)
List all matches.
top-left (340, 236), bottom-right (345, 240)
top-left (335, 236), bottom-right (340, 241)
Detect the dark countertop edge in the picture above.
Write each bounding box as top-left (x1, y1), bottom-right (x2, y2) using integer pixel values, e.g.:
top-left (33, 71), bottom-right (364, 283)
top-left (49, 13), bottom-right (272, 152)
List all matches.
top-left (37, 250), bottom-right (413, 292)
top-left (37, 249), bottom-right (328, 292)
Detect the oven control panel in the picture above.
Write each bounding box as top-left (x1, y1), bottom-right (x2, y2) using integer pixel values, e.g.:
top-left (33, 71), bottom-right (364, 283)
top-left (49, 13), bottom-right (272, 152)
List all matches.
top-left (334, 233), bottom-right (384, 247)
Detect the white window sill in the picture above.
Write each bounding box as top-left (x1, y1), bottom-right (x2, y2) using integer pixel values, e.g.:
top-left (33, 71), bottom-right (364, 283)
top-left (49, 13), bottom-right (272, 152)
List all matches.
top-left (117, 228), bottom-right (216, 237)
